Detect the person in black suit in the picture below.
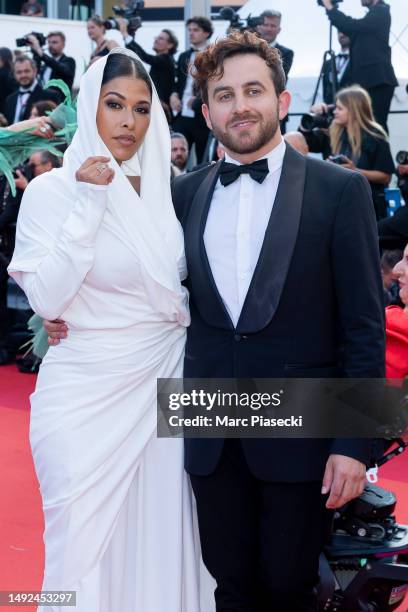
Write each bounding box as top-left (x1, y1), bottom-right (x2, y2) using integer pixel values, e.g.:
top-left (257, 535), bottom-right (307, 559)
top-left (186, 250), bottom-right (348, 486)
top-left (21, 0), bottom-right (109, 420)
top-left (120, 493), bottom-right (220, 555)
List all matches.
top-left (27, 31), bottom-right (76, 96)
top-left (3, 56), bottom-right (59, 126)
top-left (256, 9), bottom-right (294, 78)
top-left (256, 9), bottom-right (294, 134)
top-left (118, 19), bottom-right (178, 106)
top-left (170, 16), bottom-right (213, 163)
top-left (322, 31), bottom-right (352, 104)
top-left (321, 0), bottom-right (398, 132)
top-left (172, 31), bottom-right (384, 611)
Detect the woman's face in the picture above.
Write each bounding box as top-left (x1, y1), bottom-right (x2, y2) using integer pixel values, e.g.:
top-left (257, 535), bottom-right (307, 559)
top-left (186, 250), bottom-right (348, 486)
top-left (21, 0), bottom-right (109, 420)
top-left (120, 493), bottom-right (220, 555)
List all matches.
top-left (393, 245), bottom-right (408, 306)
top-left (96, 76), bottom-right (151, 164)
top-left (87, 21), bottom-right (104, 41)
top-left (333, 100), bottom-right (349, 126)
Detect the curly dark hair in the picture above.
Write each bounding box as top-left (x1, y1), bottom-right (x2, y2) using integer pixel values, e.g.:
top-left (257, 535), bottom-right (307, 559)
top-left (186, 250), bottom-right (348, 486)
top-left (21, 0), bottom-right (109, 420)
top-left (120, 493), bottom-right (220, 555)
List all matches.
top-left (192, 30), bottom-right (286, 105)
top-left (186, 16), bottom-right (214, 38)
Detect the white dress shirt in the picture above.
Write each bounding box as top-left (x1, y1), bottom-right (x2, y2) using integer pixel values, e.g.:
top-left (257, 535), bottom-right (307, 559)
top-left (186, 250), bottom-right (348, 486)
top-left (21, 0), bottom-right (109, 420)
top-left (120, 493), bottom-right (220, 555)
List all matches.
top-left (13, 81), bottom-right (37, 123)
top-left (204, 138), bottom-right (286, 327)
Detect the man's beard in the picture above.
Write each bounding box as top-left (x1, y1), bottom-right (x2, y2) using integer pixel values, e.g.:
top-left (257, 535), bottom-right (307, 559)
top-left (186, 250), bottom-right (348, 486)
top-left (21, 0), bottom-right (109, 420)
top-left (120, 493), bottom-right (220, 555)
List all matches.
top-left (210, 110), bottom-right (280, 156)
top-left (173, 156), bottom-right (187, 170)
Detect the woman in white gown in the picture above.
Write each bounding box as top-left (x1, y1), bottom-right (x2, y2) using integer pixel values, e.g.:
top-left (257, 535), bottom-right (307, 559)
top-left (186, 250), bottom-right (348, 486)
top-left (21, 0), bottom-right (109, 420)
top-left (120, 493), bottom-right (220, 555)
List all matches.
top-left (8, 48), bottom-right (201, 612)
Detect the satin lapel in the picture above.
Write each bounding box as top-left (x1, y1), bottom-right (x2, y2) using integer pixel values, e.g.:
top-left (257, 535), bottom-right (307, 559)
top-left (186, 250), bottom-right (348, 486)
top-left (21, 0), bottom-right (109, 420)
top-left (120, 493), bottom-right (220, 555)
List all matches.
top-left (237, 145), bottom-right (307, 334)
top-left (184, 161), bottom-right (234, 330)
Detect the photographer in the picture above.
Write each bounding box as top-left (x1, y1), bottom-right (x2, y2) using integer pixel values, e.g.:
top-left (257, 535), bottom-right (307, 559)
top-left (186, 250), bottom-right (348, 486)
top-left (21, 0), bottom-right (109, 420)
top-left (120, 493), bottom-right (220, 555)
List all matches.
top-left (322, 31), bottom-right (352, 104)
top-left (301, 85), bottom-right (395, 220)
top-left (320, 0), bottom-right (398, 131)
top-left (118, 20), bottom-right (177, 106)
top-left (27, 31), bottom-right (76, 94)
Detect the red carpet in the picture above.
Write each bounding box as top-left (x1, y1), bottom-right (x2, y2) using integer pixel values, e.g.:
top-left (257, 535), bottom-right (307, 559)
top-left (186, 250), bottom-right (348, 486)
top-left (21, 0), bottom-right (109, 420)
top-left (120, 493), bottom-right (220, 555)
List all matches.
top-left (0, 364), bottom-right (407, 611)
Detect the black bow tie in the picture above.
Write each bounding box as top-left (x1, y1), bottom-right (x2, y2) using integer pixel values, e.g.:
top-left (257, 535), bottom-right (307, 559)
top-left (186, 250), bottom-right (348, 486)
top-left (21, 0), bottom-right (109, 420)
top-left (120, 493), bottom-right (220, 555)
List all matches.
top-left (18, 88), bottom-right (33, 94)
top-left (337, 53), bottom-right (349, 59)
top-left (219, 158), bottom-right (269, 187)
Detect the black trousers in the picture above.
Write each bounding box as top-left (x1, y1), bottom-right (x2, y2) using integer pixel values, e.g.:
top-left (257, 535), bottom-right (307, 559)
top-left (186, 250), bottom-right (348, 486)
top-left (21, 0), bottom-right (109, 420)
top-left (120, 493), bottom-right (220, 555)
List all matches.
top-left (367, 84), bottom-right (395, 133)
top-left (190, 439), bottom-right (333, 612)
top-left (172, 115), bottom-right (210, 164)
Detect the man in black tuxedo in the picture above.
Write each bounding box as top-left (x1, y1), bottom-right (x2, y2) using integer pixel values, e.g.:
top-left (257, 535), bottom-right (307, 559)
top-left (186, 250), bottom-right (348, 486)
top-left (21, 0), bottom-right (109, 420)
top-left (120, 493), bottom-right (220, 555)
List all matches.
top-left (256, 9), bottom-right (293, 135)
top-left (172, 31), bottom-right (384, 611)
top-left (321, 0), bottom-right (398, 131)
top-left (256, 9), bottom-right (294, 79)
top-left (322, 31), bottom-right (352, 104)
top-left (170, 16), bottom-right (213, 163)
top-left (3, 56), bottom-right (59, 125)
top-left (27, 31), bottom-right (76, 96)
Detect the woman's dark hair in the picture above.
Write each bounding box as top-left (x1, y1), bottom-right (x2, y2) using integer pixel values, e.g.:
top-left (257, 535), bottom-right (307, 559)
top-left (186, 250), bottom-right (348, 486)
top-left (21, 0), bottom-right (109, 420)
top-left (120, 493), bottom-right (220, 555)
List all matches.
top-left (0, 47), bottom-right (13, 71)
top-left (31, 100), bottom-right (58, 116)
top-left (101, 53), bottom-right (152, 98)
top-left (162, 29), bottom-right (179, 55)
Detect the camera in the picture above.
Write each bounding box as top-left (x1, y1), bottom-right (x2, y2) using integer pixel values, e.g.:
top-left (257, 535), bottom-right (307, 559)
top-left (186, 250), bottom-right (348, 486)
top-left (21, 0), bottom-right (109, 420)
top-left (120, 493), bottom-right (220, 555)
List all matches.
top-left (300, 107), bottom-right (334, 131)
top-left (317, 0), bottom-right (343, 6)
top-left (396, 150), bottom-right (408, 166)
top-left (104, 1), bottom-right (144, 34)
top-left (16, 32), bottom-right (46, 47)
top-left (212, 6), bottom-right (263, 32)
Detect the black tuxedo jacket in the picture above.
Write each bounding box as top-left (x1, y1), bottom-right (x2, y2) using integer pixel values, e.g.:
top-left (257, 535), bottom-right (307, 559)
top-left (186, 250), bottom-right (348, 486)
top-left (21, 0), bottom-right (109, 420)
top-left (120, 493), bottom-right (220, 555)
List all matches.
top-left (172, 145), bottom-right (385, 482)
top-left (175, 48), bottom-right (193, 99)
top-left (274, 43), bottom-right (294, 79)
top-left (34, 52), bottom-right (76, 92)
top-left (125, 40), bottom-right (175, 104)
top-left (3, 82), bottom-right (59, 125)
top-left (322, 55), bottom-right (352, 104)
top-left (327, 1), bottom-right (398, 89)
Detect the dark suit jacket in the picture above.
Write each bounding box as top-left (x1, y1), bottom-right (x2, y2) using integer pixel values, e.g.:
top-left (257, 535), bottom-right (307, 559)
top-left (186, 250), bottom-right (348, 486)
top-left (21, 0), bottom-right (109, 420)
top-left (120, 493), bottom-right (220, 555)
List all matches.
top-left (125, 40), bottom-right (175, 105)
top-left (0, 68), bottom-right (17, 114)
top-left (172, 145), bottom-right (385, 482)
top-left (322, 54), bottom-right (352, 104)
top-left (274, 43), bottom-right (294, 80)
top-left (174, 48), bottom-right (208, 129)
top-left (33, 52), bottom-right (76, 92)
top-left (327, 1), bottom-right (398, 89)
top-left (3, 82), bottom-right (59, 125)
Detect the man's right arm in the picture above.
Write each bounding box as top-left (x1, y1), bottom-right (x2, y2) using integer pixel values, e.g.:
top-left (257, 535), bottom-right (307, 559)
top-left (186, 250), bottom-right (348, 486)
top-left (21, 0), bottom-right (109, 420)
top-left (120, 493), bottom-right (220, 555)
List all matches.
top-left (326, 6), bottom-right (384, 35)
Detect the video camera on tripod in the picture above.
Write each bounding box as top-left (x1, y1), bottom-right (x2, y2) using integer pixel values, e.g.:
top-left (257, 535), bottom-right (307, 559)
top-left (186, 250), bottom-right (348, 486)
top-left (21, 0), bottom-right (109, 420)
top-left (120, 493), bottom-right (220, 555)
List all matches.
top-left (211, 6), bottom-right (263, 33)
top-left (104, 1), bottom-right (144, 36)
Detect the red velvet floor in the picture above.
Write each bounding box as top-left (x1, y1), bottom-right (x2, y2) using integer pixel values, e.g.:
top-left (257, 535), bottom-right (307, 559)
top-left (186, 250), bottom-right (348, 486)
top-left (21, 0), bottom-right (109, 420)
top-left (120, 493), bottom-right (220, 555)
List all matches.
top-left (0, 364), bottom-right (407, 611)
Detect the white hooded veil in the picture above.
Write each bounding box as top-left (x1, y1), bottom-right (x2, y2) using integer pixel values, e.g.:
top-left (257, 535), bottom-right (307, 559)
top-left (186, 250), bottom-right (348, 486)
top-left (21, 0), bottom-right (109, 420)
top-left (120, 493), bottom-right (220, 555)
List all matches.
top-left (11, 47), bottom-right (189, 325)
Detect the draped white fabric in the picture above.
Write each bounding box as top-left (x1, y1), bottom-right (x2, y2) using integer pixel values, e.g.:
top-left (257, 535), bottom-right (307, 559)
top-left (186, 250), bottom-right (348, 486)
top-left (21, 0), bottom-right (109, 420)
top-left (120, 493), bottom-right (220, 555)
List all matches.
top-left (8, 49), bottom-right (206, 612)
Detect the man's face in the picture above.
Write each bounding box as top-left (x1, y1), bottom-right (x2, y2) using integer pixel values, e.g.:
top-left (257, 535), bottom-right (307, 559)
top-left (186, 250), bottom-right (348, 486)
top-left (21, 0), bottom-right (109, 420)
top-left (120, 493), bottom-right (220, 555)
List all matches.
top-left (202, 54), bottom-right (290, 158)
top-left (153, 31), bottom-right (172, 54)
top-left (14, 60), bottom-right (36, 87)
top-left (171, 137), bottom-right (189, 170)
top-left (188, 23), bottom-right (209, 47)
top-left (257, 17), bottom-right (281, 44)
top-left (47, 35), bottom-right (65, 57)
top-left (338, 32), bottom-right (350, 48)
top-left (29, 152), bottom-right (51, 177)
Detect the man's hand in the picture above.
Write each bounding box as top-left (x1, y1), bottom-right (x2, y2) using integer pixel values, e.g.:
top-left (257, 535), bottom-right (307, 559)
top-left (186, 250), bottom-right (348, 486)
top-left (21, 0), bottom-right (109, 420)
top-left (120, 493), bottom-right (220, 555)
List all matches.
top-left (14, 169), bottom-right (28, 191)
top-left (398, 164), bottom-right (408, 176)
top-left (27, 34), bottom-right (43, 56)
top-left (170, 93), bottom-right (182, 114)
top-left (44, 319), bottom-right (68, 346)
top-left (322, 454), bottom-right (366, 509)
top-left (320, 0), bottom-right (335, 10)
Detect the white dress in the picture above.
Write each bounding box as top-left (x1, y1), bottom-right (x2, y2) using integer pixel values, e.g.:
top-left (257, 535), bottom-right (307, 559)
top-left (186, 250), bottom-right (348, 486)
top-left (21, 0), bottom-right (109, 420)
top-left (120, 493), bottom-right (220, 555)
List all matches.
top-left (8, 48), bottom-right (203, 612)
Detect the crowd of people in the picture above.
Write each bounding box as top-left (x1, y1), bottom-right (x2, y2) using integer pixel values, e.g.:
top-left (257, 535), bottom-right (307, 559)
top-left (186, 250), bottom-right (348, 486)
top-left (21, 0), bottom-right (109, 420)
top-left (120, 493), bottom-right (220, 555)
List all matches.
top-left (0, 3), bottom-right (407, 370)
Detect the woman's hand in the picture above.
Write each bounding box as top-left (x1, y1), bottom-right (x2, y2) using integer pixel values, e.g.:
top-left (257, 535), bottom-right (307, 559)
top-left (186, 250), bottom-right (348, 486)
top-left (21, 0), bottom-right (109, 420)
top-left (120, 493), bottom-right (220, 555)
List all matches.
top-left (75, 156), bottom-right (114, 186)
top-left (338, 156), bottom-right (356, 170)
top-left (30, 116), bottom-right (55, 139)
